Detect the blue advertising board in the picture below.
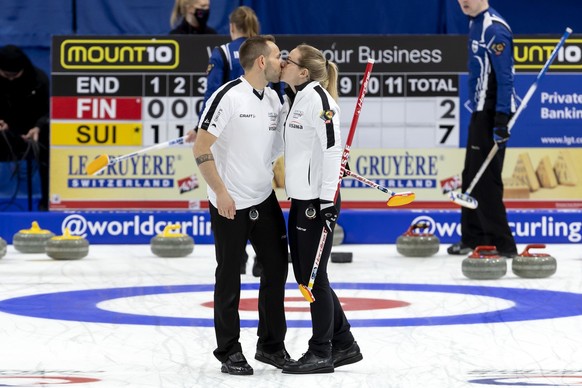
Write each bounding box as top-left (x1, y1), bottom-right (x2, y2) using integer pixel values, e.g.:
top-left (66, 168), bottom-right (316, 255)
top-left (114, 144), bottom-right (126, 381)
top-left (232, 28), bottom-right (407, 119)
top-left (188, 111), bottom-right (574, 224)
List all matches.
top-left (459, 74), bottom-right (582, 148)
top-left (1, 210), bottom-right (580, 245)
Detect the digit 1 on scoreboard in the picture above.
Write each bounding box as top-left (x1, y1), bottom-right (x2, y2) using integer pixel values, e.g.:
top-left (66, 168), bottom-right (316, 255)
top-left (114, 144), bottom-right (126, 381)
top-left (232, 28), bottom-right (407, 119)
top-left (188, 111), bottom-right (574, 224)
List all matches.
top-left (150, 124), bottom-right (160, 144)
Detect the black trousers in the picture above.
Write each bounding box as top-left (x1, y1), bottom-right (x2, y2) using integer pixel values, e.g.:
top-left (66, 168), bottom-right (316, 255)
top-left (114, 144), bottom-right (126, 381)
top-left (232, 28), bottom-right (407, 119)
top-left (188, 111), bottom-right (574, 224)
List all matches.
top-left (288, 197), bottom-right (354, 357)
top-left (461, 111), bottom-right (517, 253)
top-left (209, 191), bottom-right (288, 362)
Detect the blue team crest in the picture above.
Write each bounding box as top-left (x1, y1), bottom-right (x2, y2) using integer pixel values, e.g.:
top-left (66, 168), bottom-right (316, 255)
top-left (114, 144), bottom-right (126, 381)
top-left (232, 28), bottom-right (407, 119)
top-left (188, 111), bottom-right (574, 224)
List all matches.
top-left (492, 42), bottom-right (506, 56)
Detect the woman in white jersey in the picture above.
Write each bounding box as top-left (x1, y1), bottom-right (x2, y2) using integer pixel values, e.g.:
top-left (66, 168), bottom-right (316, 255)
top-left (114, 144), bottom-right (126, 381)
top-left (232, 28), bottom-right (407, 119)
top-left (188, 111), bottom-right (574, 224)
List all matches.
top-left (279, 44), bottom-right (362, 374)
top-left (193, 35), bottom-right (291, 376)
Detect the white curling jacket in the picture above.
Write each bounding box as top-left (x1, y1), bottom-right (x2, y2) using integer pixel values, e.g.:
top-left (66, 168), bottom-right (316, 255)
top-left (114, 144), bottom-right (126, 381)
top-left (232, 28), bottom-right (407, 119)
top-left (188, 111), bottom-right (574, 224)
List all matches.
top-left (281, 81), bottom-right (342, 201)
top-left (198, 77), bottom-right (282, 209)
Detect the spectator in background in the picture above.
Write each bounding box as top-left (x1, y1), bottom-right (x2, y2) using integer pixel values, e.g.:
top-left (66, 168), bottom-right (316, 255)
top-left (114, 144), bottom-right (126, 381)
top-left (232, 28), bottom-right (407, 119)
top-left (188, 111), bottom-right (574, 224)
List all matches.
top-left (0, 45), bottom-right (50, 210)
top-left (170, 0), bottom-right (216, 35)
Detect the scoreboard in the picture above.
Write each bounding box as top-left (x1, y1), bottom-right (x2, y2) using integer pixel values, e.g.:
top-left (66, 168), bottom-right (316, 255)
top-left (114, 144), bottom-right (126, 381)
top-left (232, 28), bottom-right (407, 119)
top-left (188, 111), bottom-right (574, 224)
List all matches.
top-left (49, 35), bottom-right (582, 210)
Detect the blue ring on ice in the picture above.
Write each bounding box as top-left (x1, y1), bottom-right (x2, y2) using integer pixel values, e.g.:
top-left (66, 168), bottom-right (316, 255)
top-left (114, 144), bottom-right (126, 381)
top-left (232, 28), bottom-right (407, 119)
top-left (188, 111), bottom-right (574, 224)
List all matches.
top-left (1, 283), bottom-right (581, 328)
top-left (468, 376), bottom-right (582, 386)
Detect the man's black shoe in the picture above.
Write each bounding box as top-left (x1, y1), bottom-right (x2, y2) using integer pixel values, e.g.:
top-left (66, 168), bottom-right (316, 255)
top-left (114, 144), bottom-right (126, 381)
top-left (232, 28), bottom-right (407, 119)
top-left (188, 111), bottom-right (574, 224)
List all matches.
top-left (332, 341), bottom-right (363, 368)
top-left (447, 242), bottom-right (473, 255)
top-left (255, 348), bottom-right (292, 369)
top-left (221, 352), bottom-right (253, 375)
top-left (282, 351), bottom-right (334, 374)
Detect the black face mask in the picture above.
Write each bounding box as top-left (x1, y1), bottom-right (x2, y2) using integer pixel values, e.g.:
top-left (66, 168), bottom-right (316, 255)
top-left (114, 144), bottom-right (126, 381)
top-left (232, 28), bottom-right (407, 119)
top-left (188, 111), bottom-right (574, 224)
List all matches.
top-left (194, 8), bottom-right (210, 26)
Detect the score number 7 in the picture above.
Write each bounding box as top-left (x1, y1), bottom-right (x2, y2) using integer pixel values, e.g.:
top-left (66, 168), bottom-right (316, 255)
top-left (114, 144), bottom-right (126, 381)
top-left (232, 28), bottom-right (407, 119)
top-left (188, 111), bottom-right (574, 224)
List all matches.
top-left (439, 99), bottom-right (456, 144)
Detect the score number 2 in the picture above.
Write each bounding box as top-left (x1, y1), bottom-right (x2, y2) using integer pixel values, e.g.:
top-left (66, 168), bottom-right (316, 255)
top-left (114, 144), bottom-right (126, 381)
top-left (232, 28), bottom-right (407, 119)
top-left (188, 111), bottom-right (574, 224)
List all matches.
top-left (438, 98), bottom-right (457, 145)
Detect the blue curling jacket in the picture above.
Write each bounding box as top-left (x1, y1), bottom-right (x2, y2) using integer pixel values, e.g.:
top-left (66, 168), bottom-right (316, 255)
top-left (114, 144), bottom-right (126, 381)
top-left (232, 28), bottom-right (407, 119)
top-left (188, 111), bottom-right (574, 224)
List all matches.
top-left (200, 37), bottom-right (246, 114)
top-left (466, 7), bottom-right (517, 115)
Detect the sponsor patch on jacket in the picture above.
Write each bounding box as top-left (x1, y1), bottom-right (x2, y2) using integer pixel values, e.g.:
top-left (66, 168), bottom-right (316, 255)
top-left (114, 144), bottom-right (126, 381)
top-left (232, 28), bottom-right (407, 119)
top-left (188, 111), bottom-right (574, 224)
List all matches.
top-left (289, 121), bottom-right (303, 129)
top-left (491, 42), bottom-right (506, 56)
top-left (292, 110), bottom-right (304, 119)
top-left (319, 109), bottom-right (335, 124)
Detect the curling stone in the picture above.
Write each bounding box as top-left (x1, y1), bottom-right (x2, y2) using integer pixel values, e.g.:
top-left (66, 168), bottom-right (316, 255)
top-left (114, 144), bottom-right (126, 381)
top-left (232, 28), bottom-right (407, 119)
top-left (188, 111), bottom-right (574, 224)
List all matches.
top-left (396, 222), bottom-right (440, 257)
top-left (512, 244), bottom-right (557, 279)
top-left (0, 237), bottom-right (6, 259)
top-left (332, 224), bottom-right (345, 246)
top-left (46, 228), bottom-right (89, 260)
top-left (13, 221), bottom-right (55, 253)
top-left (330, 224), bottom-right (352, 262)
top-left (150, 224), bottom-right (194, 258)
top-left (331, 252), bottom-right (353, 263)
top-left (462, 246), bottom-right (507, 280)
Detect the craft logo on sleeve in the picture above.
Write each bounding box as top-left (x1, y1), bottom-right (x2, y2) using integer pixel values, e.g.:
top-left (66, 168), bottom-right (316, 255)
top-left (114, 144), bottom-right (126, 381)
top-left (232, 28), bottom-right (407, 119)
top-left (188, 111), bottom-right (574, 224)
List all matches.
top-left (61, 39), bottom-right (179, 70)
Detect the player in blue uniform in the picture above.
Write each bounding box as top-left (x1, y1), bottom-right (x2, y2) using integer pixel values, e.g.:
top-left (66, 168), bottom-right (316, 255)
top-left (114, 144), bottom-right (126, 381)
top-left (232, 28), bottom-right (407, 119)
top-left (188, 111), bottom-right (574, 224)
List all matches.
top-left (448, 0), bottom-right (518, 257)
top-left (202, 6), bottom-right (260, 113)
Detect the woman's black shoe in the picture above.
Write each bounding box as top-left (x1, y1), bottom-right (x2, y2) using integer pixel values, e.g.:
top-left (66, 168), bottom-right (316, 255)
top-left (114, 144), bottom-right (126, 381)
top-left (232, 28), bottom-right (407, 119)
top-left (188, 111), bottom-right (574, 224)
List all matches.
top-left (221, 352), bottom-right (253, 375)
top-left (255, 348), bottom-right (292, 369)
top-left (282, 351), bottom-right (334, 374)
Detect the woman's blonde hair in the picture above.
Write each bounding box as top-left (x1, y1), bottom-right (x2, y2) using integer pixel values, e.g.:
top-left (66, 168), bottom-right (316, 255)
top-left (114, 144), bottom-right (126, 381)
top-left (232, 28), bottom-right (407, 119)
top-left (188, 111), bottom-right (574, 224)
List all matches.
top-left (170, 0), bottom-right (194, 27)
top-left (229, 6), bottom-right (260, 37)
top-left (295, 44), bottom-right (339, 101)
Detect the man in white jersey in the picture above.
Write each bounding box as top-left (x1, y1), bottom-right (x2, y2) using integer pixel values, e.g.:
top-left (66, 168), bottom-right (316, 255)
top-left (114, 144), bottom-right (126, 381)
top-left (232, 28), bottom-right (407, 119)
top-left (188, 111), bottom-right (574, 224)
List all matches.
top-left (193, 35), bottom-right (291, 375)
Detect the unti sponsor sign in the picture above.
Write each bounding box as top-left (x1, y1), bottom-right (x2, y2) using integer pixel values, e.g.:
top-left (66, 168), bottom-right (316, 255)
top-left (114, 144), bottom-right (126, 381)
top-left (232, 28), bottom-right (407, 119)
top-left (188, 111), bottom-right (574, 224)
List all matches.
top-left (514, 38), bottom-right (582, 70)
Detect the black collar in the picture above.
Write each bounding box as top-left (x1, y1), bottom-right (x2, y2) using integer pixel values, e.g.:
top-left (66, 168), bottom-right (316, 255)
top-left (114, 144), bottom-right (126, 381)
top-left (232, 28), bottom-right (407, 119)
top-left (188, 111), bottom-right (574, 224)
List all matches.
top-left (295, 81), bottom-right (310, 91)
top-left (253, 89), bottom-right (264, 100)
top-left (284, 81), bottom-right (310, 104)
top-left (284, 86), bottom-right (295, 105)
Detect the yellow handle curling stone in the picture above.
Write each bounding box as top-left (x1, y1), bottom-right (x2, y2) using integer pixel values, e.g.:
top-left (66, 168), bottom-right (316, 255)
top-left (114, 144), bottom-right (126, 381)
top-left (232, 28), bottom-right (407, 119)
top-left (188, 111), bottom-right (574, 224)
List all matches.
top-left (150, 224), bottom-right (194, 258)
top-left (13, 221), bottom-right (56, 253)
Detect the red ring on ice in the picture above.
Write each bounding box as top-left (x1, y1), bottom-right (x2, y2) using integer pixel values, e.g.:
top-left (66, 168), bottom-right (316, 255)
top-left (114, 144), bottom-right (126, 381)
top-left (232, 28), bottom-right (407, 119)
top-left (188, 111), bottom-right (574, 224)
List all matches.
top-left (202, 297), bottom-right (410, 312)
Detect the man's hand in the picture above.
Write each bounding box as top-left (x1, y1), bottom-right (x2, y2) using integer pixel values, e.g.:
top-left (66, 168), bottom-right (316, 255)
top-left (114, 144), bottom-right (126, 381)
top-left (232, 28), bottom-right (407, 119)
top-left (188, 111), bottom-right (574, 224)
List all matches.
top-left (216, 189), bottom-right (236, 220)
top-left (22, 126), bottom-right (40, 141)
top-left (320, 200), bottom-right (338, 233)
top-left (185, 129), bottom-right (197, 143)
top-left (493, 113), bottom-right (510, 147)
top-left (0, 120), bottom-right (8, 131)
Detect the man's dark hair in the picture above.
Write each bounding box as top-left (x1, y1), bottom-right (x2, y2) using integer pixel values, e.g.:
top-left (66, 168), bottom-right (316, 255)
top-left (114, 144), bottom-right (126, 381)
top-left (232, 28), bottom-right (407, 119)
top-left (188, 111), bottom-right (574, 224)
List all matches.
top-left (239, 35), bottom-right (275, 70)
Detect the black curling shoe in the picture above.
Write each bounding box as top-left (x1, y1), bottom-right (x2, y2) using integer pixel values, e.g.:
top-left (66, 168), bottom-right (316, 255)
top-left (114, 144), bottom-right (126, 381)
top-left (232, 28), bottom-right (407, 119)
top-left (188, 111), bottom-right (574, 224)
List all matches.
top-left (255, 348), bottom-right (292, 369)
top-left (332, 341), bottom-right (363, 367)
top-left (282, 351), bottom-right (334, 374)
top-left (221, 352), bottom-right (253, 375)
